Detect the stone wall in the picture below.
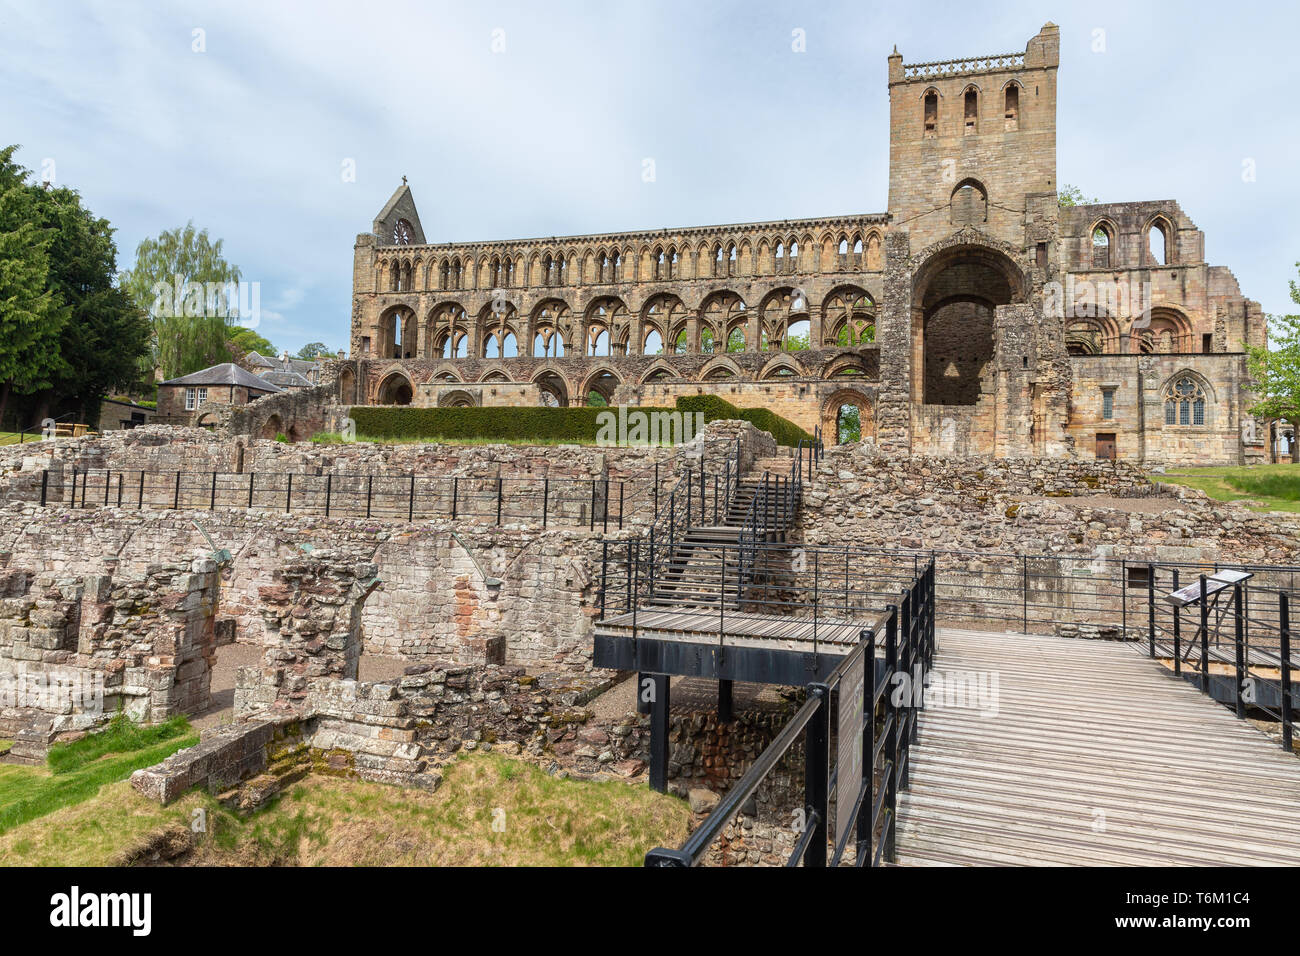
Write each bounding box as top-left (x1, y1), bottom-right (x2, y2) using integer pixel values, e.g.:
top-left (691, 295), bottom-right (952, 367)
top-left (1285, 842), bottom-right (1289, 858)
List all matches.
top-left (0, 555), bottom-right (220, 732)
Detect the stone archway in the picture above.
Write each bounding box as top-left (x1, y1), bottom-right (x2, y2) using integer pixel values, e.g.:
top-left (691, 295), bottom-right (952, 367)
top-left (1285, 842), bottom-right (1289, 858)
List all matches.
top-left (821, 388), bottom-right (873, 445)
top-left (376, 371), bottom-right (414, 406)
top-left (261, 414), bottom-right (284, 440)
top-left (910, 238), bottom-right (1027, 406)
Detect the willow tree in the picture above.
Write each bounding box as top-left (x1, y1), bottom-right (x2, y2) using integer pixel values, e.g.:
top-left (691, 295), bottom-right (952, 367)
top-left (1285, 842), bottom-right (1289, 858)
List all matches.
top-left (122, 222), bottom-right (242, 379)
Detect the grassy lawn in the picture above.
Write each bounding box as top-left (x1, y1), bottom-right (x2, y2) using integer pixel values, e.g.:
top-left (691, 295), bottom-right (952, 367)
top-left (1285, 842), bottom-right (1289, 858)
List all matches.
top-left (0, 715), bottom-right (196, 837)
top-left (1158, 464), bottom-right (1300, 513)
top-left (0, 432), bottom-right (24, 446)
top-left (0, 753), bottom-right (690, 866)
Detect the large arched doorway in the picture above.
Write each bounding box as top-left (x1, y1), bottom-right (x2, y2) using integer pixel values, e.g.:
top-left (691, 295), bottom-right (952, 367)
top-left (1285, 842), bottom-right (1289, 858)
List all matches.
top-left (376, 371), bottom-right (414, 406)
top-left (912, 244), bottom-right (1026, 406)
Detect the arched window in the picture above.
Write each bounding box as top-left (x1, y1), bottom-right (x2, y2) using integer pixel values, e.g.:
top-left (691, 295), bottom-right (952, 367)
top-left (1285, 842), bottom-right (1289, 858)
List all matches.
top-left (950, 180), bottom-right (988, 225)
top-left (923, 90), bottom-right (938, 139)
top-left (1164, 375), bottom-right (1206, 426)
top-left (643, 329), bottom-right (663, 355)
top-left (1148, 219), bottom-right (1170, 265)
top-left (1091, 224), bottom-right (1112, 269)
top-left (963, 87), bottom-right (978, 135)
top-left (1003, 84), bottom-right (1019, 131)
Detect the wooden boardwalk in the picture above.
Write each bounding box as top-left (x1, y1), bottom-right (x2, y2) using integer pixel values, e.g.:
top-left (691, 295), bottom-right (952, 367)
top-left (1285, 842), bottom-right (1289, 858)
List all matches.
top-left (597, 606), bottom-right (866, 654)
top-left (896, 628), bottom-right (1300, 866)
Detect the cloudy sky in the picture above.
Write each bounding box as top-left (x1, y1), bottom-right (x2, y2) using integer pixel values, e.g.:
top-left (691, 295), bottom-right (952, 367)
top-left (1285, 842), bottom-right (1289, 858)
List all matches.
top-left (2, 0), bottom-right (1296, 354)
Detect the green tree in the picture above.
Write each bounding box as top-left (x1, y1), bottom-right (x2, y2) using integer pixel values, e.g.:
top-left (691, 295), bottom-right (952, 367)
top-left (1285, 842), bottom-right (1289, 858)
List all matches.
top-left (297, 342), bottom-right (331, 360)
top-left (0, 146), bottom-right (66, 427)
top-left (227, 326), bottom-right (276, 358)
top-left (1246, 264), bottom-right (1300, 433)
top-left (1058, 184), bottom-right (1098, 208)
top-left (122, 222), bottom-right (242, 379)
top-left (30, 180), bottom-right (151, 423)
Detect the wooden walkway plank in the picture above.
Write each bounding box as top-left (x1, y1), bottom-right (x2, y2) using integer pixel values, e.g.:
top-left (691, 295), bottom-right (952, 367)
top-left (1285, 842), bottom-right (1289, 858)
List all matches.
top-left (895, 628), bottom-right (1300, 866)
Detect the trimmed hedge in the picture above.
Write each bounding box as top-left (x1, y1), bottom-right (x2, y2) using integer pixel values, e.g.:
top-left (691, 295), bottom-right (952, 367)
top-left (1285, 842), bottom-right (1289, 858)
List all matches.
top-left (674, 395), bottom-right (812, 447)
top-left (348, 396), bottom-right (812, 446)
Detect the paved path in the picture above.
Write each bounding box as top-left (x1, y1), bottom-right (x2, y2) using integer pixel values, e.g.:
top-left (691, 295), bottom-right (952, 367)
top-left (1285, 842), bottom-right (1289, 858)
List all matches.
top-left (896, 628), bottom-right (1300, 866)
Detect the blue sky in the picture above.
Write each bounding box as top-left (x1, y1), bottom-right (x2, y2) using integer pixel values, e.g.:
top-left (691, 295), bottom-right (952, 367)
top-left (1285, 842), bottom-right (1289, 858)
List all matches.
top-left (2, 0), bottom-right (1297, 354)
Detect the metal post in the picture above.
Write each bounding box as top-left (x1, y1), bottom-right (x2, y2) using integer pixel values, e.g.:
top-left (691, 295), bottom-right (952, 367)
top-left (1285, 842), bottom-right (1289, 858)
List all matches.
top-left (408, 474), bottom-right (415, 521)
top-left (858, 627), bottom-right (875, 866)
top-left (40, 469), bottom-right (48, 507)
top-left (1022, 555), bottom-right (1028, 634)
top-left (1172, 569), bottom-right (1181, 676)
top-left (1121, 559), bottom-right (1128, 639)
top-left (653, 463), bottom-right (659, 518)
top-left (1199, 575), bottom-right (1210, 693)
top-left (649, 673), bottom-right (670, 793)
top-left (140, 471), bottom-right (146, 509)
top-left (452, 477), bottom-right (458, 519)
top-left (884, 607), bottom-right (899, 864)
top-left (602, 477), bottom-right (609, 533)
top-left (324, 473), bottom-right (332, 517)
top-left (1281, 593), bottom-right (1293, 753)
top-left (497, 477), bottom-right (503, 525)
top-left (70, 468), bottom-right (77, 508)
top-left (105, 469), bottom-right (111, 506)
top-left (174, 471), bottom-right (180, 510)
top-left (803, 684), bottom-right (829, 868)
top-left (589, 479), bottom-right (595, 531)
top-left (365, 475), bottom-right (372, 518)
top-left (247, 472), bottom-right (254, 509)
top-left (618, 481), bottom-right (624, 530)
top-left (117, 473), bottom-right (123, 507)
top-left (542, 478), bottom-right (549, 528)
top-left (1147, 563), bottom-right (1156, 657)
top-left (285, 473), bottom-right (293, 513)
top-left (1233, 582), bottom-right (1247, 718)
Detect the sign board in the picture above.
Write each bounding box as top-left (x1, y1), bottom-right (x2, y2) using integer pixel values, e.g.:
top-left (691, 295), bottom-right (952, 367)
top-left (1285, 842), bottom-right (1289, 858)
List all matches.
top-left (1164, 569), bottom-right (1254, 608)
top-left (835, 650), bottom-right (866, 852)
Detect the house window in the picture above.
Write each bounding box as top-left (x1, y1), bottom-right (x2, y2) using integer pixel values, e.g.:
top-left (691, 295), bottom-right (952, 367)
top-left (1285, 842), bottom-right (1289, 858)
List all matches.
top-left (1163, 375), bottom-right (1205, 426)
top-left (185, 387), bottom-right (207, 411)
top-left (1102, 388), bottom-right (1114, 420)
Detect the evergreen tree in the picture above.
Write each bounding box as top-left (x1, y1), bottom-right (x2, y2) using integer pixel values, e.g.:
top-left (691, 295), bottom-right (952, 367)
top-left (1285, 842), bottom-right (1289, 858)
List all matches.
top-left (0, 146), bottom-right (65, 428)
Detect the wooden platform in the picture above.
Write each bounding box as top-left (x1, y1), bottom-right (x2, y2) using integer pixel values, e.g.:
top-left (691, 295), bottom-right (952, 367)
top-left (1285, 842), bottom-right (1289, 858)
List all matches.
top-left (597, 605), bottom-right (867, 655)
top-left (896, 628), bottom-right (1300, 866)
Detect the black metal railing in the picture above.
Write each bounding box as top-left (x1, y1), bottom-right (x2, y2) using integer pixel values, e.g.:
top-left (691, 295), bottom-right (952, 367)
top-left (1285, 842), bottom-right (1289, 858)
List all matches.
top-left (0, 412), bottom-right (78, 446)
top-left (55, 467), bottom-right (640, 530)
top-left (1143, 563), bottom-right (1296, 752)
top-left (643, 558), bottom-right (936, 867)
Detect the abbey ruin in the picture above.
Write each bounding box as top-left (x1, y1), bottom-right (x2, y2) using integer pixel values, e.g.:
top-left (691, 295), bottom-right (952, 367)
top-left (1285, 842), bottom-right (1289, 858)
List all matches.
top-left (343, 22), bottom-right (1266, 466)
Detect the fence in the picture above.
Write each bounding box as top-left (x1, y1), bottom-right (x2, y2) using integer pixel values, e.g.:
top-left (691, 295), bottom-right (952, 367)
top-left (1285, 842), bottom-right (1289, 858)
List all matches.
top-left (1144, 564), bottom-right (1296, 752)
top-left (56, 467), bottom-right (642, 530)
top-left (643, 559), bottom-right (936, 866)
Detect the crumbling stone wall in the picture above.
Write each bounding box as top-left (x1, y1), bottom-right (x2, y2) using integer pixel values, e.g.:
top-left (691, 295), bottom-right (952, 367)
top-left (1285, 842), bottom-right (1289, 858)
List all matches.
top-left (0, 555), bottom-right (219, 733)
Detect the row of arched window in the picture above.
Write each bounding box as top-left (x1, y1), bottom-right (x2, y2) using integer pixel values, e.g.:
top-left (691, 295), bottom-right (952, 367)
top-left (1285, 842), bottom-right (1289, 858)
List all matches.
top-left (1090, 217), bottom-right (1174, 269)
top-left (922, 82), bottom-right (1021, 139)
top-left (377, 231), bottom-right (887, 293)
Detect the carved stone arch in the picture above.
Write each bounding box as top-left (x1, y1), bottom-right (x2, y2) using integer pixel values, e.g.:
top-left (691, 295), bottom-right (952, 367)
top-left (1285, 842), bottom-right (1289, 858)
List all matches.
top-left (639, 360), bottom-right (680, 384)
top-left (821, 386), bottom-right (874, 445)
top-left (821, 354), bottom-right (873, 380)
top-left (438, 388), bottom-right (477, 408)
top-left (698, 354), bottom-right (745, 382)
top-left (374, 368), bottom-right (415, 406)
top-left (759, 355), bottom-right (804, 380)
top-left (580, 365), bottom-right (623, 406)
top-left (430, 362), bottom-right (464, 383)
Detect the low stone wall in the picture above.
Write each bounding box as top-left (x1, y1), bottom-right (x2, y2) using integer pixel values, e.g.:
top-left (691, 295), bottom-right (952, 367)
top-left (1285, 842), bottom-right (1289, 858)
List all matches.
top-left (129, 715), bottom-right (310, 810)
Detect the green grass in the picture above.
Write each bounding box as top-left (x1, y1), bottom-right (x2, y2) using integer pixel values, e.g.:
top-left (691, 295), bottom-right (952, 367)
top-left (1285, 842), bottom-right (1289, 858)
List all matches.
top-left (0, 715), bottom-right (196, 836)
top-left (0, 432), bottom-right (25, 446)
top-left (1158, 464), bottom-right (1300, 513)
top-left (0, 753), bottom-right (691, 866)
